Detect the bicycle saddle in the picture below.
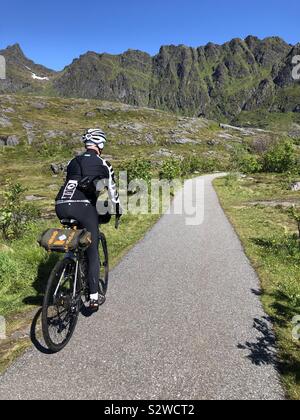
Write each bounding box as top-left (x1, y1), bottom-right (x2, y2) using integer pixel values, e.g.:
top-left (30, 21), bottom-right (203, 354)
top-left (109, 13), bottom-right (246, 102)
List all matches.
top-left (60, 219), bottom-right (80, 228)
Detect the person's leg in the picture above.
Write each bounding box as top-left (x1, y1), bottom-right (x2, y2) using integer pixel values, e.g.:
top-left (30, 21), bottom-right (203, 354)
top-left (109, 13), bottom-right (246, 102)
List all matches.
top-left (70, 204), bottom-right (99, 295)
top-left (55, 203), bottom-right (100, 299)
top-left (81, 207), bottom-right (100, 295)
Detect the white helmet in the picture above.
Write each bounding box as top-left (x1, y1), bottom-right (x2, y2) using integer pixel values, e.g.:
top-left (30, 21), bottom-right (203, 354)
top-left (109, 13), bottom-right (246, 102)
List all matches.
top-left (82, 129), bottom-right (107, 150)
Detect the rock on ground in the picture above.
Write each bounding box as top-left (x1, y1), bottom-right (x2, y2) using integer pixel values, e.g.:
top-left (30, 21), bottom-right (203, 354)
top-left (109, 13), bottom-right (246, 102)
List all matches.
top-left (0, 135), bottom-right (19, 146)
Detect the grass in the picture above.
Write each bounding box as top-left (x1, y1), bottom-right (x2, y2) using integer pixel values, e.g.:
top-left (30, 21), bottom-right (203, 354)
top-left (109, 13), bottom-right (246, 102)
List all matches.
top-left (214, 173), bottom-right (300, 400)
top-left (232, 109), bottom-right (300, 131)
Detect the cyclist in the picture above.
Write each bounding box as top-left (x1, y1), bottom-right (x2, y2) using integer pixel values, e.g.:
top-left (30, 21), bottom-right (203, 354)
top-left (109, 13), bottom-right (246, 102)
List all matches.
top-left (55, 129), bottom-right (121, 312)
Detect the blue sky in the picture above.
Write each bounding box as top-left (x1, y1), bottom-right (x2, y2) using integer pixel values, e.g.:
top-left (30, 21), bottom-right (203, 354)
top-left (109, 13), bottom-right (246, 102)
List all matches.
top-left (1, 0), bottom-right (300, 70)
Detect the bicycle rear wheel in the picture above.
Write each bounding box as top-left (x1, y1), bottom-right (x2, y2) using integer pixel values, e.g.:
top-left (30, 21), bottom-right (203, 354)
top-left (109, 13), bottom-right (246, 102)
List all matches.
top-left (42, 257), bottom-right (80, 353)
top-left (99, 232), bottom-right (109, 296)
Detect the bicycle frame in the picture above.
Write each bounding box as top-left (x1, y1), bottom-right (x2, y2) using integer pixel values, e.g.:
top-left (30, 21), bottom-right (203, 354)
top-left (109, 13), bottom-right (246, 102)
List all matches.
top-left (73, 259), bottom-right (79, 299)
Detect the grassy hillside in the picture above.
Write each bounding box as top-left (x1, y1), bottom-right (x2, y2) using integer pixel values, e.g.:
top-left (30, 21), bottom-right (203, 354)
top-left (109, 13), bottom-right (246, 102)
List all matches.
top-left (233, 110), bottom-right (300, 132)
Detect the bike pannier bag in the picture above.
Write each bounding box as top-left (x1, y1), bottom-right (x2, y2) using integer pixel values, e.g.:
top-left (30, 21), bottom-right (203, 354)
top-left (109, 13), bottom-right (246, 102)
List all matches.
top-left (38, 228), bottom-right (92, 252)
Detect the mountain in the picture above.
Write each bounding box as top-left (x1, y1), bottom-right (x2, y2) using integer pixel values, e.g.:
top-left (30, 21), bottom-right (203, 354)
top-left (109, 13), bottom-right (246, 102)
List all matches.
top-left (0, 37), bottom-right (299, 121)
top-left (0, 44), bottom-right (54, 94)
top-left (53, 49), bottom-right (152, 107)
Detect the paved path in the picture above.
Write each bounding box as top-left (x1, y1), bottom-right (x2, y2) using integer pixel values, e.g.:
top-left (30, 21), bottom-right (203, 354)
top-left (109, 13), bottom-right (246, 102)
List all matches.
top-left (0, 175), bottom-right (284, 400)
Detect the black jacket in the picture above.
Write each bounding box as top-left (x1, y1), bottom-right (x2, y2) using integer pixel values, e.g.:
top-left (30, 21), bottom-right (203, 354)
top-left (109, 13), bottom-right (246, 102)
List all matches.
top-left (56, 150), bottom-right (120, 207)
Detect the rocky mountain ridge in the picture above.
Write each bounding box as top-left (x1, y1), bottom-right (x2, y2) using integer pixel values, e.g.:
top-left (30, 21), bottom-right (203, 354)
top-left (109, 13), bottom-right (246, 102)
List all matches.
top-left (0, 36), bottom-right (299, 121)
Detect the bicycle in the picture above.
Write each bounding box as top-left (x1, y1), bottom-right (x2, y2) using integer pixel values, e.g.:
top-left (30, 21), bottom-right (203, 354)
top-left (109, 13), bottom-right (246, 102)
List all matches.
top-left (41, 218), bottom-right (113, 353)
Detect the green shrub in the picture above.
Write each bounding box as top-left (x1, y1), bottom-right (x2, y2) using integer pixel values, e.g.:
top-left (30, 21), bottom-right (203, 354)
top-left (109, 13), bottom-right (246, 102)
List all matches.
top-left (262, 140), bottom-right (296, 173)
top-left (122, 159), bottom-right (152, 184)
top-left (181, 156), bottom-right (204, 175)
top-left (160, 158), bottom-right (182, 180)
top-left (181, 156), bottom-right (222, 176)
top-left (198, 157), bottom-right (222, 173)
top-left (230, 146), bottom-right (262, 174)
top-left (0, 182), bottom-right (40, 240)
top-left (181, 156), bottom-right (198, 176)
top-left (292, 138), bottom-right (300, 146)
top-left (237, 153), bottom-right (262, 174)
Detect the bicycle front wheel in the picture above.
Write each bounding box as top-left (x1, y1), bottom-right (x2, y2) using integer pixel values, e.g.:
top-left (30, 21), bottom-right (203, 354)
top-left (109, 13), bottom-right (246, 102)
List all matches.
top-left (42, 257), bottom-right (80, 353)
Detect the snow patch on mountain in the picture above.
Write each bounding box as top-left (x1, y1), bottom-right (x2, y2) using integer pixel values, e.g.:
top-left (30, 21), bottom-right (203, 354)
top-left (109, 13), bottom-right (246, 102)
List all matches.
top-left (31, 72), bottom-right (49, 81)
top-left (23, 65), bottom-right (49, 81)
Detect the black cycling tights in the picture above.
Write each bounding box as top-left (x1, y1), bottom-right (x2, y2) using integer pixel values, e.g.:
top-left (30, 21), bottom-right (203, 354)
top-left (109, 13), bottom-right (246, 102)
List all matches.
top-left (55, 203), bottom-right (100, 295)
